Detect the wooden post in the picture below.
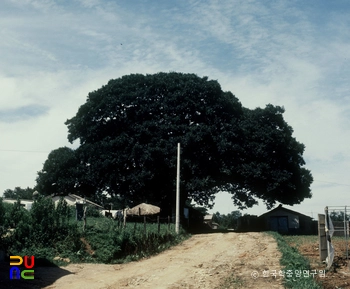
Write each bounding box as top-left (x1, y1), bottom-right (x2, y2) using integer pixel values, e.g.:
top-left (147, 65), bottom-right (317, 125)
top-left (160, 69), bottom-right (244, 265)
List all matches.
top-left (318, 214), bottom-right (327, 261)
top-left (344, 206), bottom-right (349, 259)
top-left (83, 206), bottom-right (87, 232)
top-left (157, 216), bottom-right (160, 234)
top-left (123, 208), bottom-right (127, 229)
top-left (144, 216), bottom-right (146, 234)
top-left (176, 143), bottom-right (180, 234)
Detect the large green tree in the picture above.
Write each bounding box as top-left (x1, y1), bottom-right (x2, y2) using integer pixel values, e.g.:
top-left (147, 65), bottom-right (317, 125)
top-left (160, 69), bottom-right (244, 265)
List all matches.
top-left (35, 147), bottom-right (87, 196)
top-left (42, 72), bottom-right (313, 211)
top-left (225, 104), bottom-right (313, 209)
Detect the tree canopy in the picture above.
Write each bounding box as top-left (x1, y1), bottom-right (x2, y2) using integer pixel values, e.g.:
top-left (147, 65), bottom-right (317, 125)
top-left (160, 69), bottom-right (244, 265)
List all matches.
top-left (36, 147), bottom-right (87, 196)
top-left (37, 72), bottom-right (313, 211)
top-left (3, 187), bottom-right (35, 200)
top-left (213, 211), bottom-right (242, 230)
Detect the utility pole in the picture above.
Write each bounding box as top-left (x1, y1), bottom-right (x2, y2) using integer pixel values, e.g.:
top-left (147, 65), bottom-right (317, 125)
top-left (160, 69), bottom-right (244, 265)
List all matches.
top-left (176, 143), bottom-right (180, 234)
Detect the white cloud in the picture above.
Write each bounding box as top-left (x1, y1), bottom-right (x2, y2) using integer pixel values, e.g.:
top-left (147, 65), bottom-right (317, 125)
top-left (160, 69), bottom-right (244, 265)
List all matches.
top-left (1, 0), bottom-right (350, 218)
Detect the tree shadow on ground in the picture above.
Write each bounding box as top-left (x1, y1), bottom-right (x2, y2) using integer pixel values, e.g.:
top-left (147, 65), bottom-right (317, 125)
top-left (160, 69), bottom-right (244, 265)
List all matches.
top-left (0, 257), bottom-right (73, 289)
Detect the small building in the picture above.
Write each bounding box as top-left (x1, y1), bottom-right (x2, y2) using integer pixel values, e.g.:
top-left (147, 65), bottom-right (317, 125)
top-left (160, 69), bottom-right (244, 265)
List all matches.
top-left (2, 198), bottom-right (34, 210)
top-left (51, 194), bottom-right (104, 210)
top-left (258, 204), bottom-right (315, 235)
top-left (203, 214), bottom-right (219, 229)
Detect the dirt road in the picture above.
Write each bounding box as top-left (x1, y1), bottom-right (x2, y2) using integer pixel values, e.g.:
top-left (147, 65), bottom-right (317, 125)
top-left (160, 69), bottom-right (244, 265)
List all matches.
top-left (37, 232), bottom-right (284, 289)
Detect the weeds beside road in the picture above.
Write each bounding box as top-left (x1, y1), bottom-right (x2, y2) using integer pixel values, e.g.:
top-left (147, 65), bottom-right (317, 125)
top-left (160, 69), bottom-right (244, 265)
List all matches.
top-left (268, 232), bottom-right (321, 289)
top-left (282, 234), bottom-right (350, 289)
top-left (0, 197), bottom-right (189, 266)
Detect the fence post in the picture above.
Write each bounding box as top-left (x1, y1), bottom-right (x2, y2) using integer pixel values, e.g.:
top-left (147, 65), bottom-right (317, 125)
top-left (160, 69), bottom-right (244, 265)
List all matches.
top-left (144, 216), bottom-right (146, 234)
top-left (318, 214), bottom-right (327, 261)
top-left (157, 216), bottom-right (160, 234)
top-left (83, 206), bottom-right (87, 232)
top-left (123, 208), bottom-right (127, 229)
top-left (344, 206), bottom-right (349, 259)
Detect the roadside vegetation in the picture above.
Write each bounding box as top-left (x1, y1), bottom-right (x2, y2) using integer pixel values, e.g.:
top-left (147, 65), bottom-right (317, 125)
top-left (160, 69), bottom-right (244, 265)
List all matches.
top-left (268, 232), bottom-right (322, 289)
top-left (0, 196), bottom-right (189, 266)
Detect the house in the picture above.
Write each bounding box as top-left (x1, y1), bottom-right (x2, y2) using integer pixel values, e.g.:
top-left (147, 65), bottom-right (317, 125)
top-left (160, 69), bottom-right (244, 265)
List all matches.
top-left (203, 214), bottom-right (219, 229)
top-left (2, 198), bottom-right (34, 210)
top-left (51, 194), bottom-right (104, 210)
top-left (51, 194), bottom-right (104, 221)
top-left (258, 204), bottom-right (316, 235)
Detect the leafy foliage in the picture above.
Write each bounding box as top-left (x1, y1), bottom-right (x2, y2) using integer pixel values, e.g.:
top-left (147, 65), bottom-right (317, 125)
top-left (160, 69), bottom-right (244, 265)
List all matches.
top-left (3, 187), bottom-right (35, 200)
top-left (232, 105), bottom-right (313, 208)
top-left (37, 72), bottom-right (313, 211)
top-left (0, 197), bottom-right (188, 265)
top-left (330, 211), bottom-right (350, 222)
top-left (0, 199), bottom-right (11, 250)
top-left (212, 211), bottom-right (241, 229)
top-left (1, 196), bottom-right (81, 260)
top-left (83, 217), bottom-right (188, 263)
top-left (268, 232), bottom-right (321, 289)
top-left (64, 72), bottom-right (244, 210)
top-left (35, 147), bottom-right (83, 196)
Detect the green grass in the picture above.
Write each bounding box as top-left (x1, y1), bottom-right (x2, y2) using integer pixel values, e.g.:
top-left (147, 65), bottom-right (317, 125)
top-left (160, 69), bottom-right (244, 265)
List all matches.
top-left (267, 232), bottom-right (321, 289)
top-left (76, 216), bottom-right (189, 264)
top-left (11, 214), bottom-right (189, 266)
top-left (1, 199), bottom-right (189, 266)
top-left (282, 235), bottom-right (319, 248)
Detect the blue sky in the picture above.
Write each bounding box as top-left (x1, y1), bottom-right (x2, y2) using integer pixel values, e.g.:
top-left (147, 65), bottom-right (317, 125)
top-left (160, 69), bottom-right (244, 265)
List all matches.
top-left (1, 0), bottom-right (350, 218)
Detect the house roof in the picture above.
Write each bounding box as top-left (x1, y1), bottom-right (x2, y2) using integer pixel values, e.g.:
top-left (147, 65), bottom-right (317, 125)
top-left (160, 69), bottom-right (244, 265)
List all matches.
top-left (259, 204), bottom-right (312, 219)
top-left (3, 198), bottom-right (34, 203)
top-left (52, 194), bottom-right (104, 209)
top-left (204, 214), bottom-right (213, 221)
top-left (69, 194), bottom-right (104, 209)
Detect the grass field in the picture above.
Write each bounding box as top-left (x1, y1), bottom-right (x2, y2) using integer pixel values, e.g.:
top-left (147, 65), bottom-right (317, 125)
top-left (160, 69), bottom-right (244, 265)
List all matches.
top-left (268, 232), bottom-right (322, 289)
top-left (281, 234), bottom-right (350, 289)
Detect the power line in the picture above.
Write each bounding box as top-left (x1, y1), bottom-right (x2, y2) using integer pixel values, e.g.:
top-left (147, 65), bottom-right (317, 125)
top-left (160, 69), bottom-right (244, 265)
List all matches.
top-left (314, 179), bottom-right (350, 187)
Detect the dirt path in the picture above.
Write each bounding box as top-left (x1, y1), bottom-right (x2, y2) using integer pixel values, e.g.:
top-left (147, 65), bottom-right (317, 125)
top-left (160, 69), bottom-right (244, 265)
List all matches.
top-left (38, 232), bottom-right (284, 289)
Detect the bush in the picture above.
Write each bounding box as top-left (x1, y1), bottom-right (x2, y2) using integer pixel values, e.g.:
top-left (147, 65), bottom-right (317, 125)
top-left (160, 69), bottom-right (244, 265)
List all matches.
top-left (82, 217), bottom-right (189, 264)
top-left (85, 206), bottom-right (102, 218)
top-left (0, 199), bottom-right (11, 250)
top-left (2, 196), bottom-right (83, 263)
top-left (1, 198), bottom-right (189, 265)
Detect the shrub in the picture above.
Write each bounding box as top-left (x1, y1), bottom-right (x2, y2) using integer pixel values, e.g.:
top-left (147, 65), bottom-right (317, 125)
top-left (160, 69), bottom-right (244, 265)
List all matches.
top-left (30, 195), bottom-right (57, 246)
top-left (2, 198), bottom-right (189, 266)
